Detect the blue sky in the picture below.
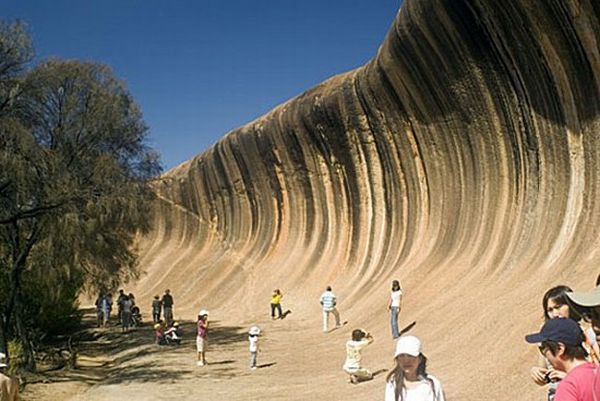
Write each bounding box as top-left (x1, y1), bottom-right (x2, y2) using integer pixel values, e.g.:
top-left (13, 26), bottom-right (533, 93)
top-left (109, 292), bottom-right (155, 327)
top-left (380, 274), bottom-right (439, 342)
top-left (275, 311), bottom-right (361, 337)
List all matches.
top-left (3, 1), bottom-right (400, 170)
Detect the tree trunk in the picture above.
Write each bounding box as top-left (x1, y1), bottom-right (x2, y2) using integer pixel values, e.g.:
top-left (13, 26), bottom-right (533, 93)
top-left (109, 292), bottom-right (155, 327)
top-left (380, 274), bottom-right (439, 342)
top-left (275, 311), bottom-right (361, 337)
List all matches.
top-left (4, 221), bottom-right (39, 371)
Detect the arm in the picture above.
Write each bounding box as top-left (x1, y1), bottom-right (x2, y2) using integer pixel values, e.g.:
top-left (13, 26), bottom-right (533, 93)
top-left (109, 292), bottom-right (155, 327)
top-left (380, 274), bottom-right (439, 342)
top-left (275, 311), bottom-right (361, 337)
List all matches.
top-left (530, 354), bottom-right (549, 386)
top-left (384, 380), bottom-right (396, 401)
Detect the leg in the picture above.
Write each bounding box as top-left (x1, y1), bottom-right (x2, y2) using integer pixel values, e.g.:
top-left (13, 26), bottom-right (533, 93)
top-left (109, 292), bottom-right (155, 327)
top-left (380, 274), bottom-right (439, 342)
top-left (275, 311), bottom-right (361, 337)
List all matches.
top-left (250, 351), bottom-right (257, 368)
top-left (322, 310), bottom-right (329, 332)
top-left (270, 303), bottom-right (276, 319)
top-left (390, 306), bottom-right (399, 338)
top-left (196, 336), bottom-right (205, 366)
top-left (333, 308), bottom-right (341, 327)
top-left (276, 304), bottom-right (283, 318)
top-left (353, 368), bottom-right (373, 382)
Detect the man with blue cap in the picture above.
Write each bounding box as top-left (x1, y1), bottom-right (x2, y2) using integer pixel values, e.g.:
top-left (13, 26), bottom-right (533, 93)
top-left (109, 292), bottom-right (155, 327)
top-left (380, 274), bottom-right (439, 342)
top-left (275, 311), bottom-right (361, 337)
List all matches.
top-left (525, 318), bottom-right (599, 401)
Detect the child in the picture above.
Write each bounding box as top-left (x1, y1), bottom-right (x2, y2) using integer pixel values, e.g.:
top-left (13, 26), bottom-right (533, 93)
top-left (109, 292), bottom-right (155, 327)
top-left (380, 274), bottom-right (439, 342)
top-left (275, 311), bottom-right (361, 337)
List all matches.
top-left (343, 329), bottom-right (374, 384)
top-left (196, 309), bottom-right (208, 366)
top-left (152, 295), bottom-right (162, 323)
top-left (165, 322), bottom-right (181, 345)
top-left (248, 326), bottom-right (261, 369)
top-left (154, 323), bottom-right (166, 345)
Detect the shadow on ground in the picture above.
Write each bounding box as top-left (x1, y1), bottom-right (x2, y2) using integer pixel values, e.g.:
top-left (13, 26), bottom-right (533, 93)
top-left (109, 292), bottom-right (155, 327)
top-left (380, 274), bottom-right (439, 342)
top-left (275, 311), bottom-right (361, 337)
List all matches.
top-left (31, 309), bottom-right (248, 387)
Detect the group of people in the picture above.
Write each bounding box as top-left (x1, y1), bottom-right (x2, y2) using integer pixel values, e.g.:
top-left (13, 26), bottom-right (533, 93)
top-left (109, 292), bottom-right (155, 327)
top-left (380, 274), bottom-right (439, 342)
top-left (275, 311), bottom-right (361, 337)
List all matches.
top-left (154, 320), bottom-right (183, 346)
top-left (94, 290), bottom-right (141, 332)
top-left (525, 275), bottom-right (600, 401)
top-left (152, 289), bottom-right (175, 326)
top-left (334, 281), bottom-right (445, 401)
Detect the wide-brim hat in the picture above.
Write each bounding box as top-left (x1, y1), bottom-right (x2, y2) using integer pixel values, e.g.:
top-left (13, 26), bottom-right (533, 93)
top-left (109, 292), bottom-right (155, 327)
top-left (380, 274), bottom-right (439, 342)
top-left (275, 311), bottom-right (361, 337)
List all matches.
top-left (198, 309), bottom-right (209, 316)
top-left (395, 335), bottom-right (421, 357)
top-left (0, 352), bottom-right (7, 368)
top-left (566, 285), bottom-right (600, 307)
top-left (249, 326), bottom-right (261, 335)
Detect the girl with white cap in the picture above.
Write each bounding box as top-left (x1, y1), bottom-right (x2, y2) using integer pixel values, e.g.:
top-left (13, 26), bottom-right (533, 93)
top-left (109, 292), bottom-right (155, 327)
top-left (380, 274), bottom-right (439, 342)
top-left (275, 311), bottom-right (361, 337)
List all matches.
top-left (385, 336), bottom-right (445, 401)
top-left (248, 326), bottom-right (261, 369)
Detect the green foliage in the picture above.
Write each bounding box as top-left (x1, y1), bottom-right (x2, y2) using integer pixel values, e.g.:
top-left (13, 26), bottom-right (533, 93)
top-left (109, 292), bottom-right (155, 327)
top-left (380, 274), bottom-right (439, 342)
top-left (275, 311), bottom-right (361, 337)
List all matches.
top-left (7, 340), bottom-right (24, 375)
top-left (0, 18), bottom-right (162, 367)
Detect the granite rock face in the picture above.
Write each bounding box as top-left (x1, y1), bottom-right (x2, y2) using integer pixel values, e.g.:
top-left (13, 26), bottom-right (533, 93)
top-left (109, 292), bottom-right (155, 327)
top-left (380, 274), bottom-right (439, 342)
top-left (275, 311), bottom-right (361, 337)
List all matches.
top-left (137, 1), bottom-right (599, 397)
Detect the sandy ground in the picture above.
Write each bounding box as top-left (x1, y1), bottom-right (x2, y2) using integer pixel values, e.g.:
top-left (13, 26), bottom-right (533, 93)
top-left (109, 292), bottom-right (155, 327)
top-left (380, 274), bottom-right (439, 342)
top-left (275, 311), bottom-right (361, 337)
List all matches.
top-left (22, 310), bottom-right (403, 401)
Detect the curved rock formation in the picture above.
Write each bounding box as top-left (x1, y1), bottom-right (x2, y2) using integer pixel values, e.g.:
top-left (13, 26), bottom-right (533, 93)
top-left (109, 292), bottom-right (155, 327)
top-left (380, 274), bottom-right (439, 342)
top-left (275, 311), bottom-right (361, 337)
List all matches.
top-left (134, 1), bottom-right (600, 399)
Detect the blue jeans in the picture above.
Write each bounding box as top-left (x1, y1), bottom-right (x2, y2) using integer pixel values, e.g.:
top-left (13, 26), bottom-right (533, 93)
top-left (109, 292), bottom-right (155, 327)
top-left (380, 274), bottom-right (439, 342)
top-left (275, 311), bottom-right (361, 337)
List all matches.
top-left (390, 307), bottom-right (399, 338)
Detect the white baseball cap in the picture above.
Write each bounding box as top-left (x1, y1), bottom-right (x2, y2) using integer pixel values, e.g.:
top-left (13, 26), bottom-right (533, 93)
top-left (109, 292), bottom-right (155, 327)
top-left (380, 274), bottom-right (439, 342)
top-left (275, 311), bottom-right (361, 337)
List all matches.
top-left (198, 309), bottom-right (209, 316)
top-left (395, 335), bottom-right (422, 357)
top-left (0, 352), bottom-right (7, 368)
top-left (249, 326), bottom-right (261, 335)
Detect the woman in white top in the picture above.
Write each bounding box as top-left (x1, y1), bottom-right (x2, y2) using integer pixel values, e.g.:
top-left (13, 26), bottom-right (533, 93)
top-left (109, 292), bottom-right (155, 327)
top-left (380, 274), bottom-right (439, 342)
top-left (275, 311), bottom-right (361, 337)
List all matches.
top-left (388, 280), bottom-right (403, 338)
top-left (385, 336), bottom-right (445, 401)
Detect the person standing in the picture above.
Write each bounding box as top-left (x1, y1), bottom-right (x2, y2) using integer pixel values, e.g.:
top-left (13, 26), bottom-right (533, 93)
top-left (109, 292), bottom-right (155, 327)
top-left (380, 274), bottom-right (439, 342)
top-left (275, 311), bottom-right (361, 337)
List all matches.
top-left (320, 286), bottom-right (341, 332)
top-left (388, 280), bottom-right (403, 339)
top-left (525, 317), bottom-right (600, 401)
top-left (343, 329), bottom-right (374, 384)
top-left (270, 289), bottom-right (283, 320)
top-left (116, 289), bottom-right (127, 325)
top-left (248, 326), bottom-right (261, 369)
top-left (385, 336), bottom-right (445, 401)
top-left (0, 352), bottom-right (19, 401)
top-left (94, 293), bottom-right (104, 327)
top-left (151, 295), bottom-right (162, 324)
top-left (162, 289), bottom-right (174, 326)
top-left (121, 295), bottom-right (133, 333)
top-left (196, 309), bottom-right (209, 366)
top-left (101, 294), bottom-right (112, 328)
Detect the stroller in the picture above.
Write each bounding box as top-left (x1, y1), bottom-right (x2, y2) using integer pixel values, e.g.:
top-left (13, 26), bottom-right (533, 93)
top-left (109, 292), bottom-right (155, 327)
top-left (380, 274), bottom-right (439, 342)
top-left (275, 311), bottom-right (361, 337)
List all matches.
top-left (131, 306), bottom-right (142, 327)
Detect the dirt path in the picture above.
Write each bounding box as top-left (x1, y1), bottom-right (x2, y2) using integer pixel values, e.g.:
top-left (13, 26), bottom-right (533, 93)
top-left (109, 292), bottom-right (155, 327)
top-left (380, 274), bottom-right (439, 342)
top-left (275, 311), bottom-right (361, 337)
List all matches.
top-left (22, 310), bottom-right (396, 400)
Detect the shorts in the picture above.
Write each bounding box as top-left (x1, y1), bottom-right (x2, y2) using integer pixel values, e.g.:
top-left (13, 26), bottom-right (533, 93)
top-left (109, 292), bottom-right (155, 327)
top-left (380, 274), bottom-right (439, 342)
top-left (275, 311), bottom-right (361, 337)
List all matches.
top-left (196, 335), bottom-right (206, 352)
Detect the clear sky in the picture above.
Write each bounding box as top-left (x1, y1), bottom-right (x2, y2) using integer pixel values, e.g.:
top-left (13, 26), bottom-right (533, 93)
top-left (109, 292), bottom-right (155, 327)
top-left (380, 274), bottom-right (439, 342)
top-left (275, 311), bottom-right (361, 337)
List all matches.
top-left (3, 1), bottom-right (400, 170)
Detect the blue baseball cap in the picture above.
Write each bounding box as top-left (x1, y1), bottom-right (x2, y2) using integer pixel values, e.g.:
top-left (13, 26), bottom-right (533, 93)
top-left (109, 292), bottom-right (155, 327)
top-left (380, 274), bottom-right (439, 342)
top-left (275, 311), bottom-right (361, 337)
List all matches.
top-left (525, 318), bottom-right (583, 345)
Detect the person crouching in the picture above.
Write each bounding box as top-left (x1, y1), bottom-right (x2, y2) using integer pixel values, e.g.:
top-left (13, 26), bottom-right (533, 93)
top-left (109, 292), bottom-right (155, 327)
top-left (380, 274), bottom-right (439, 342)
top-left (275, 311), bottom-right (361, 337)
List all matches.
top-left (343, 329), bottom-right (374, 384)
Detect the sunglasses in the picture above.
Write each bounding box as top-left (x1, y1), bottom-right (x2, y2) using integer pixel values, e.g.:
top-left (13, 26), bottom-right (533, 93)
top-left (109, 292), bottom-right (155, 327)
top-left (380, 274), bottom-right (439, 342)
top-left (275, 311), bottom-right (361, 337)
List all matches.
top-left (538, 345), bottom-right (548, 356)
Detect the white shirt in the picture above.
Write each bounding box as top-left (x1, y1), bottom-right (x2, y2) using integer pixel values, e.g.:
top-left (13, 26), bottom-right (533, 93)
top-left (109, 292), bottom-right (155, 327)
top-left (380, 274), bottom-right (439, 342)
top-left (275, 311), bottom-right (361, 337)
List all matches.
top-left (249, 335), bottom-right (259, 352)
top-left (343, 339), bottom-right (370, 370)
top-left (384, 374), bottom-right (445, 401)
top-left (391, 289), bottom-right (403, 308)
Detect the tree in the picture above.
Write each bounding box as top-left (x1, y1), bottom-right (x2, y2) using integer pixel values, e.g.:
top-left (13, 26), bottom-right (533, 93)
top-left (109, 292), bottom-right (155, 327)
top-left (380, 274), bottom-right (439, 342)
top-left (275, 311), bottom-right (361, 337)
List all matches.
top-left (0, 23), bottom-right (161, 370)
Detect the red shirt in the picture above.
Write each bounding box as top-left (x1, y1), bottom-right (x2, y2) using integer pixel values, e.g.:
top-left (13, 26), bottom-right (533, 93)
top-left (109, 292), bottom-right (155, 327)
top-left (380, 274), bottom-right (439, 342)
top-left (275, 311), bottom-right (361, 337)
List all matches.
top-left (555, 362), bottom-right (600, 401)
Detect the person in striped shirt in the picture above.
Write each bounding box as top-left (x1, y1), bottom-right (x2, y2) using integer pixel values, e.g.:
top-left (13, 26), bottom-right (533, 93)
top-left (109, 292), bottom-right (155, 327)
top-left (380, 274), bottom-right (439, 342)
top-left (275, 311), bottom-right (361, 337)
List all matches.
top-left (320, 286), bottom-right (341, 332)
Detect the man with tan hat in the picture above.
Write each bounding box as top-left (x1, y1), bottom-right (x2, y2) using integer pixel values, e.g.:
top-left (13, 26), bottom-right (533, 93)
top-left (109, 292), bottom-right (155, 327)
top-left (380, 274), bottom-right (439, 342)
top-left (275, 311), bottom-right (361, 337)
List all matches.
top-left (566, 281), bottom-right (600, 349)
top-left (0, 352), bottom-right (19, 401)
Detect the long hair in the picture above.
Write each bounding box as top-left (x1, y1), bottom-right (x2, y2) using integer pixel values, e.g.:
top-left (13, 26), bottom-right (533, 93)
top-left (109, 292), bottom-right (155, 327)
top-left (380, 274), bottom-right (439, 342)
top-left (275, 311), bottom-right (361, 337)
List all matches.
top-left (386, 353), bottom-right (438, 401)
top-left (542, 285), bottom-right (584, 321)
